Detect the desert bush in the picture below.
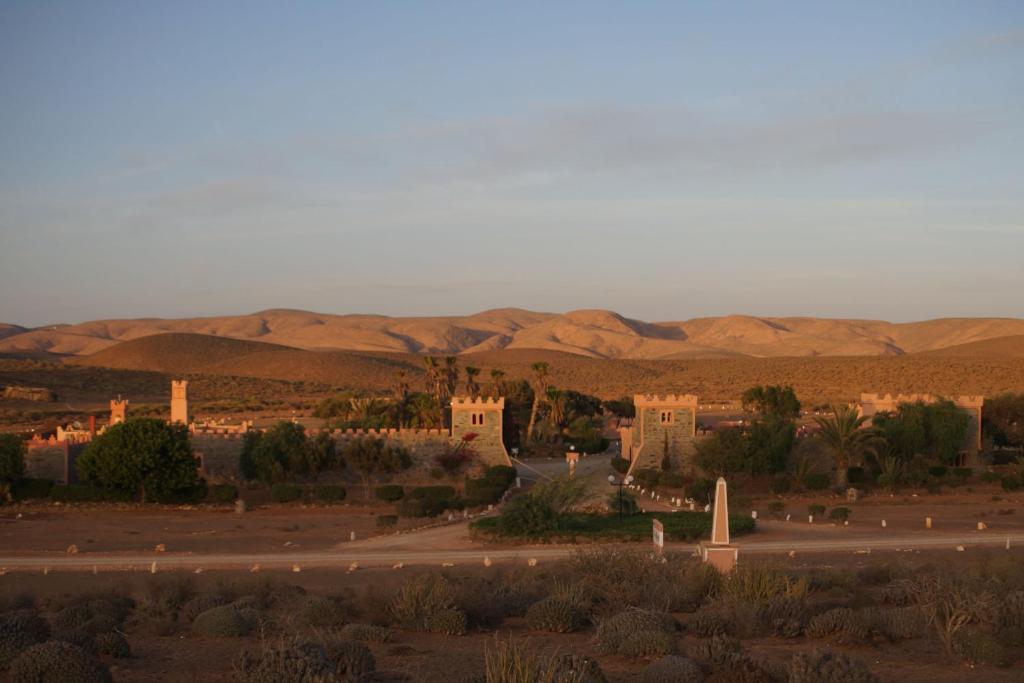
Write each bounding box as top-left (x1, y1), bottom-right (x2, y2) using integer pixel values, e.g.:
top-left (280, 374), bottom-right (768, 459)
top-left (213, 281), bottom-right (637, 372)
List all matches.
top-left (611, 457), bottom-right (630, 474)
top-left (298, 595), bottom-right (347, 629)
top-left (691, 634), bottom-right (742, 665)
top-left (234, 637), bottom-right (333, 682)
top-left (181, 594), bottom-right (228, 623)
top-left (8, 641), bottom-right (111, 683)
top-left (755, 595), bottom-right (806, 638)
top-left (952, 626), bottom-right (1010, 667)
top-left (270, 483), bottom-right (303, 503)
top-left (323, 638), bottom-right (376, 680)
top-left (94, 632), bottom-right (130, 659)
top-left (211, 483), bottom-right (238, 503)
top-left (526, 596), bottom-right (588, 633)
top-left (141, 572), bottom-right (195, 617)
top-left (619, 629), bottom-right (678, 657)
top-left (687, 609), bottom-right (731, 637)
top-left (641, 655), bottom-right (703, 683)
top-left (788, 649), bottom-right (879, 683)
top-left (0, 610), bottom-right (50, 669)
top-left (387, 573), bottom-right (466, 634)
top-left (868, 606), bottom-right (924, 641)
top-left (717, 564), bottom-right (808, 603)
top-left (340, 623), bottom-right (393, 643)
top-left (375, 485), bottom-right (404, 502)
top-left (313, 485), bottom-right (346, 503)
top-left (595, 609), bottom-right (677, 654)
top-left (51, 605), bottom-right (92, 631)
top-left (828, 507), bottom-right (850, 522)
top-left (191, 605), bottom-right (252, 637)
top-left (807, 504), bottom-right (825, 517)
top-left (483, 637), bottom-right (599, 683)
top-left (238, 608), bottom-right (268, 633)
top-left (856, 565), bottom-right (892, 586)
top-left (52, 628), bottom-right (98, 655)
top-left (805, 608), bottom-right (869, 642)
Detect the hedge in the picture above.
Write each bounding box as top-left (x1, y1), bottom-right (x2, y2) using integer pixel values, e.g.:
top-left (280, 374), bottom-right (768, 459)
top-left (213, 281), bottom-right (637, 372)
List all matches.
top-left (472, 511), bottom-right (755, 542)
top-left (270, 483), bottom-right (303, 503)
top-left (375, 485), bottom-right (405, 502)
top-left (49, 485), bottom-right (130, 503)
top-left (11, 478), bottom-right (54, 501)
top-left (409, 486), bottom-right (456, 501)
top-left (211, 484), bottom-right (238, 503)
top-left (483, 465), bottom-right (517, 487)
top-left (464, 478), bottom-right (506, 507)
top-left (314, 485), bottom-right (346, 503)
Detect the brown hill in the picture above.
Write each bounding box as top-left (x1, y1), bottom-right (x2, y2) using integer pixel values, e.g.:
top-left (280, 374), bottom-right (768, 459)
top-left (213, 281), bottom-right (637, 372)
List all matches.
top-left (915, 334), bottom-right (1024, 358)
top-left (5, 309), bottom-right (1024, 360)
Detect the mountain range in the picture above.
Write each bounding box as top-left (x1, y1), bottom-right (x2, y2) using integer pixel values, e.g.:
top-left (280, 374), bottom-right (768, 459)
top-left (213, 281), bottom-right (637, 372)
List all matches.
top-left (2, 309), bottom-right (1024, 361)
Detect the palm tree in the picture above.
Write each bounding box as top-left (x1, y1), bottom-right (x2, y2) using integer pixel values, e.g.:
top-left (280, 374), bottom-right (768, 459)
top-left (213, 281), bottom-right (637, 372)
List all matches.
top-left (409, 394), bottom-right (439, 428)
top-left (546, 387), bottom-right (567, 432)
top-left (464, 366), bottom-right (481, 399)
top-left (422, 356), bottom-right (443, 425)
top-left (489, 369), bottom-right (506, 397)
top-left (443, 356), bottom-right (459, 400)
top-left (813, 404), bottom-right (882, 489)
top-left (392, 370), bottom-right (410, 427)
top-left (526, 361), bottom-right (550, 441)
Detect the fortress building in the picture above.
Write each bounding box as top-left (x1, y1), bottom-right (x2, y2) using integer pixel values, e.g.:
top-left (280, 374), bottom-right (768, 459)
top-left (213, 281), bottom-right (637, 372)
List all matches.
top-left (857, 393), bottom-right (984, 467)
top-left (109, 397), bottom-right (128, 425)
top-left (451, 396), bottom-right (508, 462)
top-left (620, 394), bottom-right (699, 475)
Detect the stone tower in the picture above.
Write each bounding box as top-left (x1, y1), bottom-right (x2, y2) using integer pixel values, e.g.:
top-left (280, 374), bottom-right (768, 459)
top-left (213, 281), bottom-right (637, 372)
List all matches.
top-left (622, 394), bottom-right (698, 475)
top-left (170, 380), bottom-right (189, 425)
top-left (450, 396), bottom-right (512, 467)
top-left (109, 397), bottom-right (128, 425)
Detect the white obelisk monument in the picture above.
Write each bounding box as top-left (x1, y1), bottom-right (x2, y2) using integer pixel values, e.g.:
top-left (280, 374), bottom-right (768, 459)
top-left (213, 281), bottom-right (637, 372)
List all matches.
top-left (701, 477), bottom-right (738, 572)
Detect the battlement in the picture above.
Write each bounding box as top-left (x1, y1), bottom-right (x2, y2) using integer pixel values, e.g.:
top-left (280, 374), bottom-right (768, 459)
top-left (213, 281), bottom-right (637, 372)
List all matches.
top-left (859, 393), bottom-right (985, 409)
top-left (451, 396), bottom-right (505, 409)
top-left (634, 394), bottom-right (699, 408)
top-left (330, 428), bottom-right (449, 438)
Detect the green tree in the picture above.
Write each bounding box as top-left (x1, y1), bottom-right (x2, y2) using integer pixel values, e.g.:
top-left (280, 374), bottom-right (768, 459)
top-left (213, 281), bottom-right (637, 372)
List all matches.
top-left (0, 433), bottom-right (27, 502)
top-left (813, 404), bottom-right (881, 488)
top-left (239, 421), bottom-right (308, 484)
top-left (983, 393), bottom-right (1024, 449)
top-left (342, 437), bottom-right (412, 493)
top-left (77, 418), bottom-right (198, 502)
top-left (489, 369), bottom-right (506, 397)
top-left (742, 385), bottom-right (801, 420)
top-left (693, 428), bottom-right (748, 476)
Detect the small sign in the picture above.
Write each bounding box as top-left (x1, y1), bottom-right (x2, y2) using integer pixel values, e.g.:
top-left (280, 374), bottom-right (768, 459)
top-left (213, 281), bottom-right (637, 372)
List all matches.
top-left (652, 519), bottom-right (664, 554)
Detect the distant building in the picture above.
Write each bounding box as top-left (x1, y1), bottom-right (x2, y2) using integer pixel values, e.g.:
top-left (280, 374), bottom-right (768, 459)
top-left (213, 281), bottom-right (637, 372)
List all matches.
top-left (620, 394), bottom-right (699, 474)
top-left (170, 380), bottom-right (189, 425)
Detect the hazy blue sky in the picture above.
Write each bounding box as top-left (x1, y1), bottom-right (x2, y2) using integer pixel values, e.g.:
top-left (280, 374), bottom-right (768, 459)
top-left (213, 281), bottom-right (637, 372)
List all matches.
top-left (1, 2), bottom-right (1022, 326)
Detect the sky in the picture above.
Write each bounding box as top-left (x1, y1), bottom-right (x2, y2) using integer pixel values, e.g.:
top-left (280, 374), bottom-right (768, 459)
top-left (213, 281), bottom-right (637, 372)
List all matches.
top-left (1, 1), bottom-right (1022, 327)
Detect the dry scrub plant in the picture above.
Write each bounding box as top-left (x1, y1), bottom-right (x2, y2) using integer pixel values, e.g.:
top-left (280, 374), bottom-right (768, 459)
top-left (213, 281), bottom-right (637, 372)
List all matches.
top-left (898, 574), bottom-right (996, 655)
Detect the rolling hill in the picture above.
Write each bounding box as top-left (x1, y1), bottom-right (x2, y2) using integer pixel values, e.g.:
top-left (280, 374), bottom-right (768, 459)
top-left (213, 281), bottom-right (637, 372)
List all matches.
top-left (2, 309), bottom-right (1024, 360)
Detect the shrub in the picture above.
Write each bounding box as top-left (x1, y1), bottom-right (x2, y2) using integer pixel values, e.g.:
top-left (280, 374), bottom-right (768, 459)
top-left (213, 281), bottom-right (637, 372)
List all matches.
top-left (691, 634), bottom-right (741, 665)
top-left (661, 472), bottom-right (686, 488)
top-left (981, 471), bottom-right (1002, 484)
top-left (52, 628), bottom-right (98, 655)
top-left (0, 610), bottom-right (50, 669)
top-left (484, 465), bottom-right (517, 487)
top-left (181, 594), bottom-right (228, 623)
top-left (376, 514), bottom-right (399, 528)
top-left (313, 485), bottom-right (346, 503)
top-left (804, 473), bottom-right (830, 490)
top-left (952, 626), bottom-right (1010, 667)
top-left (191, 605), bottom-right (252, 637)
top-left (8, 641), bottom-right (111, 683)
top-left (928, 465), bottom-right (948, 478)
top-left (767, 501), bottom-right (785, 516)
top-left (340, 623), bottom-right (393, 643)
top-left (619, 630), bottom-right (677, 658)
top-left (238, 608), bottom-right (268, 633)
top-left (856, 565), bottom-right (892, 586)
top-left (595, 609), bottom-right (677, 654)
top-left (270, 483), bottom-right (303, 503)
top-left (298, 596), bottom-right (347, 629)
top-left (526, 596), bottom-right (588, 633)
top-left (1001, 475), bottom-right (1021, 492)
top-left (49, 485), bottom-right (127, 503)
top-left (211, 484), bottom-right (238, 503)
top-left (718, 564), bottom-right (808, 603)
top-left (611, 457), bottom-right (630, 474)
top-left (807, 504), bottom-right (825, 517)
top-left (769, 474), bottom-right (791, 495)
top-left (234, 637), bottom-right (333, 682)
top-left (11, 478), bottom-right (54, 501)
top-left (686, 478), bottom-right (714, 503)
top-left (953, 467), bottom-right (972, 480)
top-left (641, 655), bottom-right (703, 683)
top-left (324, 638), bottom-right (375, 680)
top-left (868, 606), bottom-right (924, 641)
top-left (805, 608), bottom-right (869, 642)
top-left (423, 608), bottom-right (468, 635)
top-left (755, 595), bottom-right (806, 638)
top-left (789, 649), bottom-right (879, 683)
top-left (464, 477), bottom-right (507, 507)
top-left (375, 485), bottom-right (404, 502)
top-left (829, 507), bottom-right (851, 522)
top-left (51, 605), bottom-right (92, 631)
top-left (94, 632), bottom-right (130, 659)
top-left (483, 638), bottom-right (606, 683)
top-left (141, 573), bottom-right (195, 617)
top-left (846, 467), bottom-right (865, 485)
top-left (687, 609), bottom-right (731, 637)
top-left (387, 574), bottom-right (465, 633)
top-left (634, 469), bottom-right (661, 489)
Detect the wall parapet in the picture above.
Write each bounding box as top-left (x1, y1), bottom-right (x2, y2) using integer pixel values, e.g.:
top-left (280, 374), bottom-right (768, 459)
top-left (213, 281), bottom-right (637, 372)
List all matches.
top-left (634, 394), bottom-right (699, 408)
top-left (452, 396), bottom-right (505, 409)
top-left (859, 393), bottom-right (985, 409)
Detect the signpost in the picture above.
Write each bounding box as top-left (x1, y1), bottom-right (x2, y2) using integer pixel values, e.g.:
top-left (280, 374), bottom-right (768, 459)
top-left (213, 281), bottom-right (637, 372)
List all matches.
top-left (652, 518), bottom-right (664, 554)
